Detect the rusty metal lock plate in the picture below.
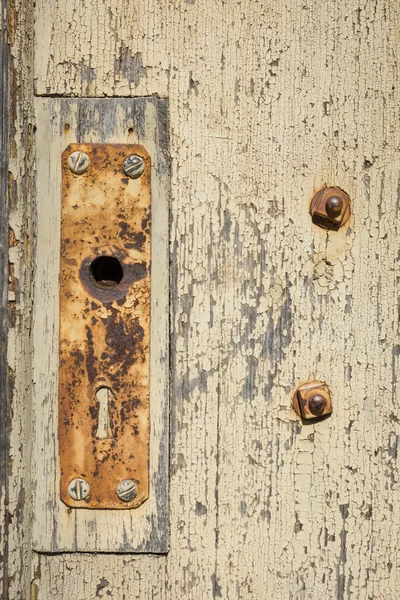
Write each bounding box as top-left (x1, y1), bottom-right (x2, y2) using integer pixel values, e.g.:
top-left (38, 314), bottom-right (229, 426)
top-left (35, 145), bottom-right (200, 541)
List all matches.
top-left (59, 143), bottom-right (151, 509)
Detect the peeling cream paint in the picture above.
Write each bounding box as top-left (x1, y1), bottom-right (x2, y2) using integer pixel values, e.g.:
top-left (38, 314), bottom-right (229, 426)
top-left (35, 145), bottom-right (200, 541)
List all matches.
top-left (4, 0), bottom-right (400, 598)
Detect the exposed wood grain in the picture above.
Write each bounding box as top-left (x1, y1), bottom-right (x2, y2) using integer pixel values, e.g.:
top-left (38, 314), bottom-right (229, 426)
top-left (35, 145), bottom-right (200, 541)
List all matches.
top-left (17, 0), bottom-right (400, 598)
top-left (5, 0), bottom-right (36, 597)
top-left (0, 0), bottom-right (10, 595)
top-left (33, 98), bottom-right (169, 553)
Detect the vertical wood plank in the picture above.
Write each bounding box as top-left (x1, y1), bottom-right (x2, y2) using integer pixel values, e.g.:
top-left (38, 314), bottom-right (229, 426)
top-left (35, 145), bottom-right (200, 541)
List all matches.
top-left (211, 2), bottom-right (400, 598)
top-left (5, 0), bottom-right (36, 596)
top-left (0, 0), bottom-right (10, 594)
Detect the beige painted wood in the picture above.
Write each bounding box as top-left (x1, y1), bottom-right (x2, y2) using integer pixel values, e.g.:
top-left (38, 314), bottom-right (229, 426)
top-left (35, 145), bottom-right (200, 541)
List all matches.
top-left (31, 554), bottom-right (167, 599)
top-left (5, 0), bottom-right (400, 597)
top-left (32, 98), bottom-right (169, 553)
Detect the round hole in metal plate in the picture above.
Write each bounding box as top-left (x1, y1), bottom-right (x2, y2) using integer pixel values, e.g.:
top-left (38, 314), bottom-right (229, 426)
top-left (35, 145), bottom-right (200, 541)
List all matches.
top-left (89, 256), bottom-right (123, 289)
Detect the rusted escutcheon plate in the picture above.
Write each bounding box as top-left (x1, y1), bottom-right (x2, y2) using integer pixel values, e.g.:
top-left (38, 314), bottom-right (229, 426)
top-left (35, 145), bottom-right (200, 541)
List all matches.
top-left (59, 143), bottom-right (151, 509)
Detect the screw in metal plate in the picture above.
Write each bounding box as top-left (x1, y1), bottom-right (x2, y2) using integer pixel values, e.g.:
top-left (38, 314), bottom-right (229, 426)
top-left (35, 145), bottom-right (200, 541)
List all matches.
top-left (68, 478), bottom-right (90, 501)
top-left (68, 151), bottom-right (90, 175)
top-left (123, 155), bottom-right (145, 179)
top-left (116, 479), bottom-right (138, 502)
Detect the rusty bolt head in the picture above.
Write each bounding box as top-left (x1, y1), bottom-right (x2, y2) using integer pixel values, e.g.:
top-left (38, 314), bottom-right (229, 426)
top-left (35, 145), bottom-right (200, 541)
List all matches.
top-left (123, 155), bottom-right (145, 179)
top-left (116, 479), bottom-right (138, 502)
top-left (308, 394), bottom-right (326, 417)
top-left (292, 381), bottom-right (332, 420)
top-left (68, 151), bottom-right (90, 175)
top-left (325, 195), bottom-right (343, 218)
top-left (310, 187), bottom-right (350, 230)
top-left (68, 478), bottom-right (90, 501)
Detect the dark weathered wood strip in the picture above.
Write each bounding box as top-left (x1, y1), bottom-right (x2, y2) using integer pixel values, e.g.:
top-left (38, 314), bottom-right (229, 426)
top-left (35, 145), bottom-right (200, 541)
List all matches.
top-left (0, 0), bottom-right (9, 596)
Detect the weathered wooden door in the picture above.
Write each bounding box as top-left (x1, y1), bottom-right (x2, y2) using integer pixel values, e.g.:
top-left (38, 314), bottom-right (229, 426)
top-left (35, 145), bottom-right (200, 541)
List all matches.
top-left (2, 1), bottom-right (400, 598)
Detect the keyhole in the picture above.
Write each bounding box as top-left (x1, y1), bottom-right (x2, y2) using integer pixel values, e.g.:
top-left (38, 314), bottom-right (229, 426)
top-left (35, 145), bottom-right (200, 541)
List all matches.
top-left (96, 387), bottom-right (112, 439)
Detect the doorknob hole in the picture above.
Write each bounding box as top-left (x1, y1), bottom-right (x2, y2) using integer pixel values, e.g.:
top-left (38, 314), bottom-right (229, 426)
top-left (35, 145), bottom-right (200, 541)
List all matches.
top-left (89, 256), bottom-right (123, 289)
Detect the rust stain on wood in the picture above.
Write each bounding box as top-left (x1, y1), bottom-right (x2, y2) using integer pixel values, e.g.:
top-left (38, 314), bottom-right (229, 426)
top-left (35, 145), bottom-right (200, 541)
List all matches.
top-left (59, 143), bottom-right (151, 509)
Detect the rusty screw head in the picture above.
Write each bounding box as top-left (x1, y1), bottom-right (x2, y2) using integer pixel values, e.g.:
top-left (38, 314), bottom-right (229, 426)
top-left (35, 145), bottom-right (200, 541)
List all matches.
top-left (68, 478), bottom-right (90, 501)
top-left (116, 479), bottom-right (138, 502)
top-left (123, 155), bottom-right (145, 179)
top-left (68, 151), bottom-right (90, 175)
top-left (292, 381), bottom-right (332, 420)
top-left (310, 187), bottom-right (350, 230)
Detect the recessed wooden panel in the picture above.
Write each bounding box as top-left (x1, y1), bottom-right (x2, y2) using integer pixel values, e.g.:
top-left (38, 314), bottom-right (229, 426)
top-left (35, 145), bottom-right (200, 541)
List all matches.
top-left (32, 98), bottom-right (169, 552)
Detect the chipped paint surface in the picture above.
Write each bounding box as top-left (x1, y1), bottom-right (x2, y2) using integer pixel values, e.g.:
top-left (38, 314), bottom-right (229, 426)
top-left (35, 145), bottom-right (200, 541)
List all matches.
top-left (4, 0), bottom-right (400, 597)
top-left (5, 0), bottom-right (36, 594)
top-left (59, 143), bottom-right (151, 509)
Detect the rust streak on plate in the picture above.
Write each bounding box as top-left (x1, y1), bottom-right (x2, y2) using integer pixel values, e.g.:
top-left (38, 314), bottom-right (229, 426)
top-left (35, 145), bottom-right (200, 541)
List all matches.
top-left (59, 143), bottom-right (151, 509)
